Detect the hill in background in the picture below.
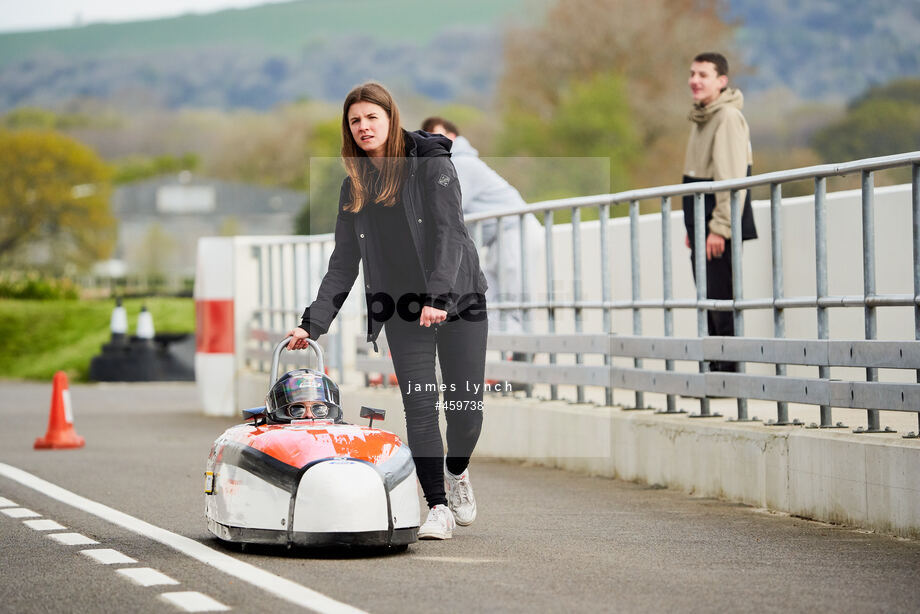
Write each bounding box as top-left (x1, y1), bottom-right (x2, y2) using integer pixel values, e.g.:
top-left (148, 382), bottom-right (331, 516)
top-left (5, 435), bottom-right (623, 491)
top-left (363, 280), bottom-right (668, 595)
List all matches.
top-left (0, 0), bottom-right (545, 110)
top-left (729, 0), bottom-right (920, 100)
top-left (0, 0), bottom-right (918, 112)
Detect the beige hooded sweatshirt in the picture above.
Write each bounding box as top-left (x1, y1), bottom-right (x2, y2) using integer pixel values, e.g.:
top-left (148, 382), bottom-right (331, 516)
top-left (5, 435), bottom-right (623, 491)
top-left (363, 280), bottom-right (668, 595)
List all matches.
top-left (683, 88), bottom-right (752, 239)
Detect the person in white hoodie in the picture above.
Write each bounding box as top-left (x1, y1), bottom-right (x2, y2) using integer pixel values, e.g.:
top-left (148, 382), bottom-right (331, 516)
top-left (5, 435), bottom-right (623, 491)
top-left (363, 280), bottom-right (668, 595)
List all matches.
top-left (421, 117), bottom-right (540, 337)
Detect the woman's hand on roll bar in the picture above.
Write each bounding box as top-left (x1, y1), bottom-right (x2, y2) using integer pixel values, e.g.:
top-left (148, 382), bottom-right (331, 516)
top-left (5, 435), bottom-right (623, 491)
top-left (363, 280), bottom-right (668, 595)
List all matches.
top-left (286, 327), bottom-right (310, 350)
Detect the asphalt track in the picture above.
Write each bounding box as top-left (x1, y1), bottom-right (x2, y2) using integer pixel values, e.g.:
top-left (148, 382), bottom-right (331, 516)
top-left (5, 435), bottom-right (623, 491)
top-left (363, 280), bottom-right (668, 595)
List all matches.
top-left (1, 381), bottom-right (918, 614)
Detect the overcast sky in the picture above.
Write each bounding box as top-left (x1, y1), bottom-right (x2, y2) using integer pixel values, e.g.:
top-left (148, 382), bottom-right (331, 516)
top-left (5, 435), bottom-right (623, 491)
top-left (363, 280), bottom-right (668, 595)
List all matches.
top-left (0, 0), bottom-right (281, 33)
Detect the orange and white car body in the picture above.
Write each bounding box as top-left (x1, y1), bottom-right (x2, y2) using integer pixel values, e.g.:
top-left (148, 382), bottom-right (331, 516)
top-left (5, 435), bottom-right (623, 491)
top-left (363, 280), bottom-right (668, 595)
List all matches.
top-left (205, 419), bottom-right (419, 548)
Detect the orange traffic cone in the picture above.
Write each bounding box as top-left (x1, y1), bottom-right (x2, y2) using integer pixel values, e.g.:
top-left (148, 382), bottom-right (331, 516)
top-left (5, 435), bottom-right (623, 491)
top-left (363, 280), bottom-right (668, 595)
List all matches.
top-left (34, 371), bottom-right (85, 450)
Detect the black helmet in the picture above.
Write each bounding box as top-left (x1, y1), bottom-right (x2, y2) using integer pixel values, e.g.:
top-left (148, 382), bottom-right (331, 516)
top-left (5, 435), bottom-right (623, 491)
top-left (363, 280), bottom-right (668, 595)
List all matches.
top-left (265, 369), bottom-right (342, 423)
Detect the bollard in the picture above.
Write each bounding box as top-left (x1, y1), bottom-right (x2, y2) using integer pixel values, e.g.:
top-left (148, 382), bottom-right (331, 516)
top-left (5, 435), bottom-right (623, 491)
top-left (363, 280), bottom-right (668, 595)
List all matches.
top-left (109, 298), bottom-right (127, 346)
top-left (90, 301), bottom-right (192, 382)
top-left (136, 305), bottom-right (155, 343)
top-left (195, 238), bottom-right (237, 416)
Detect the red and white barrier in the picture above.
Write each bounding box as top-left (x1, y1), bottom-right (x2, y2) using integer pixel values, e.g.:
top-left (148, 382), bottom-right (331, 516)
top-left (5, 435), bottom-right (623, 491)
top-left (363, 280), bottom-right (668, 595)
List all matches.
top-left (192, 233), bottom-right (373, 414)
top-left (194, 238), bottom-right (236, 416)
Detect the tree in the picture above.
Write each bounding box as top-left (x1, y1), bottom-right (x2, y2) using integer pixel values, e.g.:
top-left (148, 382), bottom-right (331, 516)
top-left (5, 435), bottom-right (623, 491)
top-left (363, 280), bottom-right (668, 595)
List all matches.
top-left (502, 0), bottom-right (732, 136)
top-left (851, 78), bottom-right (920, 108)
top-left (0, 130), bottom-right (115, 270)
top-left (811, 79), bottom-right (920, 162)
top-left (498, 73), bottom-right (639, 198)
top-left (2, 107), bottom-right (94, 131)
top-left (205, 102), bottom-right (336, 192)
top-left (136, 222), bottom-right (177, 277)
top-left (298, 117), bottom-right (345, 235)
top-left (112, 153), bottom-right (199, 184)
top-left (498, 0), bottom-right (735, 190)
top-left (3, 108), bottom-right (57, 130)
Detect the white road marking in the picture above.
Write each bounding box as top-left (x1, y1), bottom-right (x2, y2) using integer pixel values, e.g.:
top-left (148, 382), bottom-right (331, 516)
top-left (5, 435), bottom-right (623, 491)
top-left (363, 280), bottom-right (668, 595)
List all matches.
top-left (80, 548), bottom-right (137, 565)
top-left (48, 532), bottom-right (99, 545)
top-left (2, 507), bottom-right (40, 518)
top-left (412, 556), bottom-right (501, 564)
top-left (0, 496), bottom-right (16, 507)
top-left (160, 591), bottom-right (230, 612)
top-left (116, 567), bottom-right (180, 587)
top-left (23, 518), bottom-right (66, 531)
top-left (0, 462), bottom-right (367, 614)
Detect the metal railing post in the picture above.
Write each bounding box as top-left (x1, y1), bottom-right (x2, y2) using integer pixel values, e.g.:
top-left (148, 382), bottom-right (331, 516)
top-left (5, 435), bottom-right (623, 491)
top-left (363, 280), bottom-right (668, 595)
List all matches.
top-left (545, 211), bottom-right (558, 401)
top-left (813, 177), bottom-right (843, 428)
top-left (282, 244), bottom-right (292, 374)
top-left (305, 242), bottom-right (318, 377)
top-left (315, 241), bottom-right (332, 380)
top-left (599, 202), bottom-right (613, 407)
top-left (255, 245), bottom-right (266, 371)
top-left (267, 244), bottom-right (276, 339)
top-left (856, 171), bottom-right (887, 433)
top-left (911, 163), bottom-right (920, 438)
top-left (293, 244), bottom-right (302, 331)
top-left (691, 191), bottom-right (714, 417)
top-left (729, 190), bottom-right (751, 421)
top-left (305, 242), bottom-right (312, 309)
top-left (472, 221), bottom-right (485, 390)
top-left (280, 244), bottom-right (289, 330)
top-left (573, 206), bottom-right (585, 404)
top-left (769, 183), bottom-right (792, 425)
top-left (629, 199), bottom-right (645, 409)
top-left (519, 212), bottom-right (532, 397)
top-left (496, 216), bottom-right (507, 356)
top-left (658, 196), bottom-right (681, 414)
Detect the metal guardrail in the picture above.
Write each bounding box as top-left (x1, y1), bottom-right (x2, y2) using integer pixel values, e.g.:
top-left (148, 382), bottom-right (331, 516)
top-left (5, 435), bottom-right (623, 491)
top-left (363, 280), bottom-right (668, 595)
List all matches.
top-left (244, 234), bottom-right (346, 382)
top-left (464, 151), bottom-right (920, 436)
top-left (247, 151), bottom-right (920, 438)
top-left (485, 333), bottom-right (920, 416)
top-left (467, 152), bottom-right (920, 432)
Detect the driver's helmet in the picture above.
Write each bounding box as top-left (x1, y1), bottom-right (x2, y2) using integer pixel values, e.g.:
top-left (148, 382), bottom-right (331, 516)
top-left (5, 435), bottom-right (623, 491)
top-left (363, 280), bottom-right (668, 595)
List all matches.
top-left (265, 369), bottom-right (342, 423)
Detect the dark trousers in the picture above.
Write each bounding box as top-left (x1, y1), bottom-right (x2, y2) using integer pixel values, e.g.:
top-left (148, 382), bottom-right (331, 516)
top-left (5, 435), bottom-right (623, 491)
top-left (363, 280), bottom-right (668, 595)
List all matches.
top-left (689, 240), bottom-right (737, 372)
top-left (383, 306), bottom-right (488, 508)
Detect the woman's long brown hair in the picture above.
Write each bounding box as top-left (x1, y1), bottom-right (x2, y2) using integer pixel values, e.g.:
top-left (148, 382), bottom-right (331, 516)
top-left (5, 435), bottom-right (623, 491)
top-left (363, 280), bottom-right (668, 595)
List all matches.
top-left (341, 82), bottom-right (406, 212)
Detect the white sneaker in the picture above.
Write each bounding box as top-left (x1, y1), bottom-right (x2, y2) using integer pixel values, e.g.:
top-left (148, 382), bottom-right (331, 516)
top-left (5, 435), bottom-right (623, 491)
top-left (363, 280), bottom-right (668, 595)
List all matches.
top-left (445, 464), bottom-right (477, 526)
top-left (418, 504), bottom-right (455, 540)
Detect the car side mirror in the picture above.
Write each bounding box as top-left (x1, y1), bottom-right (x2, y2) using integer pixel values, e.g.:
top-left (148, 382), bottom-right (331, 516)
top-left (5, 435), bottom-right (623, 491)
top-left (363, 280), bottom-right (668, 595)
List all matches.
top-left (243, 406), bottom-right (267, 426)
top-left (360, 406), bottom-right (386, 428)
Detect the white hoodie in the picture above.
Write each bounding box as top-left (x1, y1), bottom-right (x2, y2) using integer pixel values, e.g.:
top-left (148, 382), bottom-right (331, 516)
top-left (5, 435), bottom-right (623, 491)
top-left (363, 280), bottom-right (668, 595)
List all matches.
top-left (449, 136), bottom-right (528, 216)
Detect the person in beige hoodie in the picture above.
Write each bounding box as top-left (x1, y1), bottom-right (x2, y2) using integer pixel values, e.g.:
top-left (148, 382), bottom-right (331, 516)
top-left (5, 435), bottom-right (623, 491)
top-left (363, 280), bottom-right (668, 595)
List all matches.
top-left (682, 52), bottom-right (757, 372)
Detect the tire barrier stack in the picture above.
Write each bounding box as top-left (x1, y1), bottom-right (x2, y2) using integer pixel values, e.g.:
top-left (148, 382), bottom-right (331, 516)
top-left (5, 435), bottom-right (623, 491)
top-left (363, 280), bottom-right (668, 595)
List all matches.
top-left (88, 300), bottom-right (194, 382)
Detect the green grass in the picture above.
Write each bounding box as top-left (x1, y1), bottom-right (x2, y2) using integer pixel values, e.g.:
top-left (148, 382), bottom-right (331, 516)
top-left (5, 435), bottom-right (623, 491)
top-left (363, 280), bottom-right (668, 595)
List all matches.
top-left (0, 297), bottom-right (194, 381)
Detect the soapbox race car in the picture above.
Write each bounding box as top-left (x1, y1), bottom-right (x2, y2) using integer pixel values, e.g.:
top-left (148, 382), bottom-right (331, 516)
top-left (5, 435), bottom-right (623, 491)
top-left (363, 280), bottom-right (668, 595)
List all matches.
top-left (204, 337), bottom-right (419, 549)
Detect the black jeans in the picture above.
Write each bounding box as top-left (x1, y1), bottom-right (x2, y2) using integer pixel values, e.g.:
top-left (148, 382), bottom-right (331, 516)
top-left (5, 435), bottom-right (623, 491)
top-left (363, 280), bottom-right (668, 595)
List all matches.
top-left (383, 304), bottom-right (488, 508)
top-left (689, 239), bottom-right (737, 372)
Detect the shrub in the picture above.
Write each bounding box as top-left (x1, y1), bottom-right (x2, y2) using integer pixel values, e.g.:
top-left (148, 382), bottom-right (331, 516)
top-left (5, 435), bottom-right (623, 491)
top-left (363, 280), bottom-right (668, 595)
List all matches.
top-left (0, 273), bottom-right (79, 300)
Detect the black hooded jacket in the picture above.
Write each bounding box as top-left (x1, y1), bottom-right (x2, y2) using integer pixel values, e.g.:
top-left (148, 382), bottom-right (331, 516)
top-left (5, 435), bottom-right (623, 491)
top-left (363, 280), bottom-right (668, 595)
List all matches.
top-left (299, 129), bottom-right (488, 347)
